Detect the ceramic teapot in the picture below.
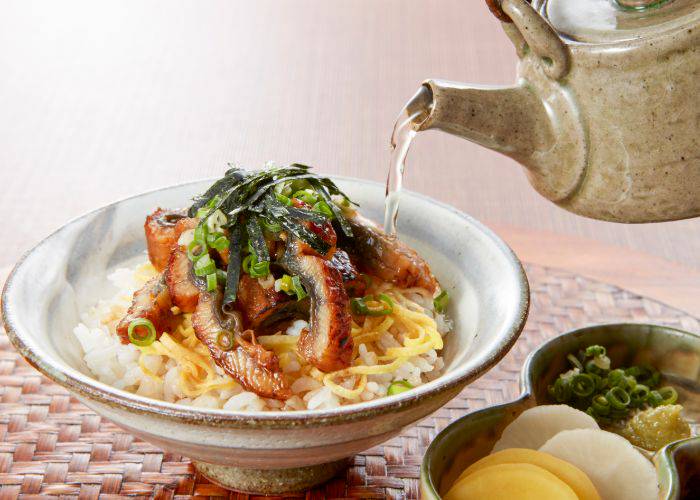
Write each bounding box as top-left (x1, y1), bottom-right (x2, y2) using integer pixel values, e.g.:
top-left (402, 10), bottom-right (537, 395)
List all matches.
top-left (407, 0), bottom-right (699, 222)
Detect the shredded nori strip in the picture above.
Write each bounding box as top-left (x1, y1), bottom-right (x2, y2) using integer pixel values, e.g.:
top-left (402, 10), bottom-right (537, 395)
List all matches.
top-left (188, 167), bottom-right (245, 218)
top-left (223, 223), bottom-right (242, 308)
top-left (309, 178), bottom-right (353, 237)
top-left (189, 164), bottom-right (354, 299)
top-left (245, 217), bottom-right (270, 262)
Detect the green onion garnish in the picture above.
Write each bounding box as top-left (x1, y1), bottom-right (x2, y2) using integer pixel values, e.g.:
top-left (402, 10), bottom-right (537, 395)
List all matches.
top-left (585, 345), bottom-right (606, 357)
top-left (291, 275), bottom-right (307, 301)
top-left (293, 189), bottom-right (318, 206)
top-left (216, 269), bottom-right (227, 284)
top-left (630, 384), bottom-right (650, 407)
top-left (571, 373), bottom-right (595, 397)
top-left (275, 274), bottom-right (294, 294)
top-left (194, 254), bottom-right (216, 277)
top-left (206, 273), bottom-right (218, 292)
top-left (647, 390), bottom-right (663, 407)
top-left (591, 394), bottom-right (611, 416)
top-left (312, 200), bottom-right (333, 218)
top-left (658, 386), bottom-right (678, 405)
top-left (548, 343), bottom-right (680, 424)
top-left (433, 290), bottom-right (449, 313)
top-left (606, 386), bottom-right (630, 409)
top-left (194, 224), bottom-right (208, 245)
top-left (387, 380), bottom-right (414, 395)
top-left (566, 353), bottom-right (583, 370)
top-left (127, 318), bottom-right (157, 347)
top-left (188, 164), bottom-right (356, 306)
top-left (217, 331), bottom-right (234, 351)
top-left (276, 193), bottom-right (292, 206)
top-left (249, 260), bottom-right (270, 278)
top-left (350, 295), bottom-right (393, 316)
top-left (260, 217), bottom-right (282, 233)
top-left (187, 240), bottom-right (207, 261)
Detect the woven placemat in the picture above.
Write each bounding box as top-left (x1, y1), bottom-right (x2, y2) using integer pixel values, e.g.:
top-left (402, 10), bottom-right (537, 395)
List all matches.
top-left (1, 264), bottom-right (698, 499)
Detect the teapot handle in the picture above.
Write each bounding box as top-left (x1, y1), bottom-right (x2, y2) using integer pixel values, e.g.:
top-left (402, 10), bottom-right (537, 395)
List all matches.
top-left (485, 0), bottom-right (569, 80)
top-left (485, 0), bottom-right (522, 22)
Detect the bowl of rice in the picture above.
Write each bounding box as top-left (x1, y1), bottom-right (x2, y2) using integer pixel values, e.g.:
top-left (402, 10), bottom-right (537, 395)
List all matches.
top-left (2, 176), bottom-right (529, 494)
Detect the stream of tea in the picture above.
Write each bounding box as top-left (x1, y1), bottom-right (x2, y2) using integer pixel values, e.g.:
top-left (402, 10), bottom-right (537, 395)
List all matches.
top-left (383, 86), bottom-right (433, 235)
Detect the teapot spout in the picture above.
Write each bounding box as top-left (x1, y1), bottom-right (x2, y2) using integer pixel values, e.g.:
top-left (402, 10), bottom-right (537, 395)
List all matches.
top-left (412, 79), bottom-right (587, 203)
top-left (416, 79), bottom-right (553, 162)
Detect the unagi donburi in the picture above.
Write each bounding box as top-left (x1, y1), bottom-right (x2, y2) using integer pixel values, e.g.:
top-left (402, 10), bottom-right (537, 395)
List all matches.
top-left (73, 164), bottom-right (452, 411)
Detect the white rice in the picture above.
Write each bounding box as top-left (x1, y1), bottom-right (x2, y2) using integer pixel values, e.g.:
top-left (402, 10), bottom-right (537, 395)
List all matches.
top-left (73, 262), bottom-right (451, 411)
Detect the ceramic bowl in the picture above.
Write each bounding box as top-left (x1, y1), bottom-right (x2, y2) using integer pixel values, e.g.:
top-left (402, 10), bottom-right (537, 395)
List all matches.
top-left (421, 323), bottom-right (700, 499)
top-left (1, 177), bottom-right (529, 494)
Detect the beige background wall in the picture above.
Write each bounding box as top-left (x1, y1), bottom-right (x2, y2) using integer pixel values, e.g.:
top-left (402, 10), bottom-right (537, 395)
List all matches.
top-left (1, 0), bottom-right (697, 271)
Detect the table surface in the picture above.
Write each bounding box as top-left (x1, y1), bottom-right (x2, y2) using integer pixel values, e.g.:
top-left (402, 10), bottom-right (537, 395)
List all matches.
top-left (0, 1), bottom-right (698, 291)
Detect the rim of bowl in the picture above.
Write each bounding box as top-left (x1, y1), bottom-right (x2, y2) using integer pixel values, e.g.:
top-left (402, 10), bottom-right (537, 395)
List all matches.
top-left (420, 322), bottom-right (700, 498)
top-left (2, 176), bottom-right (530, 429)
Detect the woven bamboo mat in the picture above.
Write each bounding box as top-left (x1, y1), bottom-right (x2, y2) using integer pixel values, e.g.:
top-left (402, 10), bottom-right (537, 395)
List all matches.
top-left (1, 264), bottom-right (698, 500)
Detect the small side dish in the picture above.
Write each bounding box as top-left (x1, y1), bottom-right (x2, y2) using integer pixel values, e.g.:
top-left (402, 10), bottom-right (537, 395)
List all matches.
top-left (547, 344), bottom-right (691, 451)
top-left (73, 164), bottom-right (452, 411)
top-left (445, 404), bottom-right (658, 500)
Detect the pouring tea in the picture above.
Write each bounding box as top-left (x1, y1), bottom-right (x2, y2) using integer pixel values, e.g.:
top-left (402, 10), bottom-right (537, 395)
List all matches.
top-left (388, 0), bottom-right (700, 225)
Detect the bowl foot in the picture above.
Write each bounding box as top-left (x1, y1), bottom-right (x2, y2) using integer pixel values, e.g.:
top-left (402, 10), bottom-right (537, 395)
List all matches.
top-left (193, 457), bottom-right (352, 494)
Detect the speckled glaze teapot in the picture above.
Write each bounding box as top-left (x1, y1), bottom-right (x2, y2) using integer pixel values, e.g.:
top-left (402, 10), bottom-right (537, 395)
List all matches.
top-left (410, 0), bottom-right (700, 223)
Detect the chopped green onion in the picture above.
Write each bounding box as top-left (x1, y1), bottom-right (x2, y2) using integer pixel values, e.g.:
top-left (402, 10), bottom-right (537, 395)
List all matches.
top-left (206, 273), bottom-right (218, 291)
top-left (216, 269), bottom-right (227, 284)
top-left (350, 297), bottom-right (368, 315)
top-left (548, 343), bottom-right (681, 425)
top-left (608, 369), bottom-right (625, 385)
top-left (571, 373), bottom-right (595, 397)
top-left (128, 318), bottom-right (157, 347)
top-left (206, 209), bottom-right (227, 233)
top-left (550, 377), bottom-right (572, 403)
top-left (605, 386), bottom-right (630, 409)
top-left (351, 295), bottom-right (392, 316)
top-left (291, 275), bottom-right (307, 301)
top-left (658, 386), bottom-right (678, 405)
top-left (210, 235), bottom-right (229, 251)
top-left (630, 384), bottom-right (650, 407)
top-left (433, 290), bottom-right (449, 313)
top-left (566, 353), bottom-right (583, 370)
top-left (647, 390), bottom-right (664, 407)
top-left (194, 254), bottom-right (216, 277)
top-left (194, 224), bottom-right (208, 244)
top-left (591, 394), bottom-right (611, 416)
top-left (378, 293), bottom-right (393, 307)
top-left (585, 359), bottom-right (606, 376)
top-left (640, 369), bottom-right (661, 388)
top-left (585, 345), bottom-right (606, 357)
top-left (217, 331), bottom-right (234, 351)
top-left (187, 240), bottom-right (207, 261)
top-left (275, 274), bottom-right (294, 294)
top-left (625, 365), bottom-right (651, 380)
top-left (387, 380), bottom-right (413, 395)
top-left (293, 189), bottom-right (319, 205)
top-left (312, 200), bottom-right (333, 218)
top-left (249, 259), bottom-right (270, 278)
top-left (260, 217), bottom-right (282, 233)
top-left (242, 254), bottom-right (253, 274)
top-left (275, 192), bottom-right (292, 206)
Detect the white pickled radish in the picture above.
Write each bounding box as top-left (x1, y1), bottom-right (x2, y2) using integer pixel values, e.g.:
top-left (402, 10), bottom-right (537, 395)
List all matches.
top-left (540, 428), bottom-right (657, 500)
top-left (492, 404), bottom-right (599, 452)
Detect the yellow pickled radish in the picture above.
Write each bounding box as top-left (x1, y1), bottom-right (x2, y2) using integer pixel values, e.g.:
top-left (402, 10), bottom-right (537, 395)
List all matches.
top-left (444, 462), bottom-right (578, 500)
top-left (456, 448), bottom-right (601, 500)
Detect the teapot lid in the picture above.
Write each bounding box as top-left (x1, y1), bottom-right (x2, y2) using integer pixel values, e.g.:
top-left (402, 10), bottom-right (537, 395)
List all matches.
top-left (536, 0), bottom-right (698, 42)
